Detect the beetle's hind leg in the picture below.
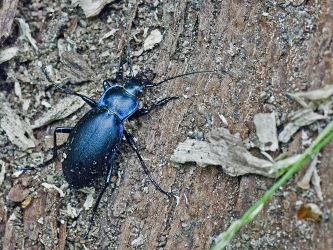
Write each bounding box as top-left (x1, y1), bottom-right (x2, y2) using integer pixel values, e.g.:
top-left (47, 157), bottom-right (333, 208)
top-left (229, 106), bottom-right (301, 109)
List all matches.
top-left (20, 127), bottom-right (74, 170)
top-left (84, 161), bottom-right (114, 239)
top-left (53, 127), bottom-right (73, 159)
top-left (123, 130), bottom-right (172, 198)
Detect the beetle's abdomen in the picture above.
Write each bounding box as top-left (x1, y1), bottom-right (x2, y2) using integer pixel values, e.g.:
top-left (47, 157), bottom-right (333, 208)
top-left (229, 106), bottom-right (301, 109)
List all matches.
top-left (62, 107), bottom-right (123, 188)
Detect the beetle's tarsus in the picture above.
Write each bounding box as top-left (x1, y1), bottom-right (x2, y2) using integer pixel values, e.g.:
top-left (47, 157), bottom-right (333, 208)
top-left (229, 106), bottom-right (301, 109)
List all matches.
top-left (19, 166), bottom-right (35, 171)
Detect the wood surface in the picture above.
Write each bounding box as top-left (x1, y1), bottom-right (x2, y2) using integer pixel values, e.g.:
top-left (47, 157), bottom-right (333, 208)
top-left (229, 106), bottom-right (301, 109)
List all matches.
top-left (1, 0), bottom-right (333, 249)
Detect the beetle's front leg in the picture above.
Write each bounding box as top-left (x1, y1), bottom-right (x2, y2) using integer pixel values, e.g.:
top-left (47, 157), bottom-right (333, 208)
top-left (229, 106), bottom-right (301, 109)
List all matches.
top-left (116, 58), bottom-right (127, 81)
top-left (131, 96), bottom-right (179, 118)
top-left (42, 67), bottom-right (98, 108)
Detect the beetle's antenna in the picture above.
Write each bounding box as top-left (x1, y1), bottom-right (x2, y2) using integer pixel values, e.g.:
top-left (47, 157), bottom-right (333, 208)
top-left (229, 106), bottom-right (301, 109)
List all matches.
top-left (149, 70), bottom-right (223, 87)
top-left (125, 9), bottom-right (134, 78)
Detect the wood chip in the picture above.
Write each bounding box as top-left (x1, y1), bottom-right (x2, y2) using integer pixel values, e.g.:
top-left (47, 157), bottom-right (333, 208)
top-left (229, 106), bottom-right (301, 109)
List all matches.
top-left (7, 184), bottom-right (29, 202)
top-left (60, 51), bottom-right (97, 83)
top-left (253, 112), bottom-right (278, 151)
top-left (0, 0), bottom-right (19, 42)
top-left (3, 219), bottom-right (16, 249)
top-left (23, 191), bottom-right (44, 240)
top-left (0, 47), bottom-right (19, 64)
top-left (0, 93), bottom-right (35, 150)
top-left (32, 95), bottom-right (85, 129)
top-left (56, 220), bottom-right (67, 250)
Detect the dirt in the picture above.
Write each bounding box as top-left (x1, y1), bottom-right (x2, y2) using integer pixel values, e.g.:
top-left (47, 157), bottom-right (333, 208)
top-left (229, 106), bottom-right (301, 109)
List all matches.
top-left (1, 0), bottom-right (333, 249)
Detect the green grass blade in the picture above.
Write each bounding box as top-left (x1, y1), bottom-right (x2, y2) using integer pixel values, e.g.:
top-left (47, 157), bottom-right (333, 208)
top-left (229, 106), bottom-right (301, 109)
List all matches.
top-left (211, 120), bottom-right (333, 250)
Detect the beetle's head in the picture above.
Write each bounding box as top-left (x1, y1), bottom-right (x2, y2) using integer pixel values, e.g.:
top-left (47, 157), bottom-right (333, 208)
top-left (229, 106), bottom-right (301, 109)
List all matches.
top-left (124, 77), bottom-right (145, 96)
top-left (124, 71), bottom-right (156, 96)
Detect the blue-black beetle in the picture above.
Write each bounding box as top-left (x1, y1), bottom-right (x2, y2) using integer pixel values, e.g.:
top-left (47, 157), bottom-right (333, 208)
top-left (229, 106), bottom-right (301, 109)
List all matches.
top-left (40, 58), bottom-right (215, 238)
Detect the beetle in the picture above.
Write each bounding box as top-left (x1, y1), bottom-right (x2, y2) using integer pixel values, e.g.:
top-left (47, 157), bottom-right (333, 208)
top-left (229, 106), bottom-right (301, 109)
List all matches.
top-left (39, 59), bottom-right (215, 238)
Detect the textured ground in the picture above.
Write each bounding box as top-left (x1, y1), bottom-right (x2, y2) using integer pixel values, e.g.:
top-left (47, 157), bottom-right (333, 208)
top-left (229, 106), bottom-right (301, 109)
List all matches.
top-left (1, 0), bottom-right (333, 249)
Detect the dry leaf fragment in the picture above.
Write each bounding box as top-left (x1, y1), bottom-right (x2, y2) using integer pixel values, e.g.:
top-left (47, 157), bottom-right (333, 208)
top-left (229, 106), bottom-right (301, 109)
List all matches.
top-left (41, 12), bottom-right (69, 43)
top-left (15, 18), bottom-right (38, 51)
top-left (171, 127), bottom-right (275, 178)
top-left (99, 29), bottom-right (118, 43)
top-left (311, 168), bottom-right (323, 201)
top-left (278, 109), bottom-right (326, 143)
top-left (41, 183), bottom-right (65, 197)
top-left (297, 203), bottom-right (322, 222)
top-left (66, 203), bottom-right (82, 218)
top-left (83, 194), bottom-right (94, 210)
top-left (292, 84), bottom-right (333, 101)
top-left (143, 29), bottom-right (163, 51)
top-left (0, 47), bottom-right (19, 64)
top-left (32, 95), bottom-right (85, 129)
top-left (74, 0), bottom-right (115, 18)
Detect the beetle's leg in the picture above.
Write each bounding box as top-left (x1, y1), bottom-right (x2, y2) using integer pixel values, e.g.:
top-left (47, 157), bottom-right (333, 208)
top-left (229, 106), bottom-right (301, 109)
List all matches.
top-left (53, 127), bottom-right (73, 158)
top-left (152, 96), bottom-right (179, 108)
top-left (146, 69), bottom-right (156, 81)
top-left (131, 96), bottom-right (179, 118)
top-left (131, 108), bottom-right (150, 117)
top-left (19, 127), bottom-right (73, 170)
top-left (123, 130), bottom-right (172, 198)
top-left (84, 161), bottom-right (114, 239)
top-left (103, 80), bottom-right (111, 90)
top-left (42, 67), bottom-right (97, 108)
top-left (116, 58), bottom-right (127, 82)
top-left (103, 58), bottom-right (127, 88)
top-left (75, 94), bottom-right (98, 108)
